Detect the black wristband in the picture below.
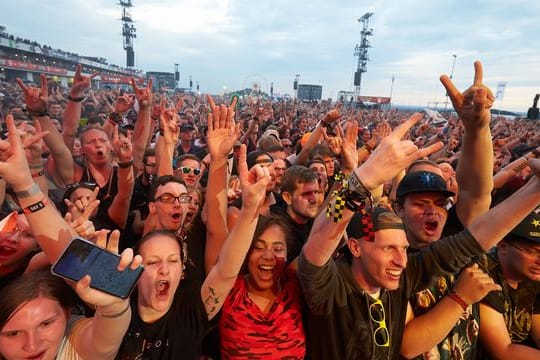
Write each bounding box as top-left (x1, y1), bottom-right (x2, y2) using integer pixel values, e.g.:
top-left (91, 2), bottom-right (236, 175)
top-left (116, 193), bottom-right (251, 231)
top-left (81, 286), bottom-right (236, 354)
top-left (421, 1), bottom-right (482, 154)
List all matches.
top-left (67, 94), bottom-right (85, 102)
top-left (118, 160), bottom-right (133, 168)
top-left (28, 109), bottom-right (50, 118)
top-left (23, 197), bottom-right (49, 214)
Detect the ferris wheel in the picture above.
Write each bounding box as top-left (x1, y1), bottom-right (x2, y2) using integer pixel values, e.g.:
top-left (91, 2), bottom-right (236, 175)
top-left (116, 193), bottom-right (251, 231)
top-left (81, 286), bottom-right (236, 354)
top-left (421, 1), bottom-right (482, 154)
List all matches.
top-left (242, 74), bottom-right (269, 98)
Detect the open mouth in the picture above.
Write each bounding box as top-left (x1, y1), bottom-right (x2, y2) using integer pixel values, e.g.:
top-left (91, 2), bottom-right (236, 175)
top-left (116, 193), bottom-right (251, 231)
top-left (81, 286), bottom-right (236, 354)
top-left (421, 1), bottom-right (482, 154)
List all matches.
top-left (424, 221), bottom-right (438, 233)
top-left (96, 150), bottom-right (104, 157)
top-left (171, 212), bottom-right (182, 222)
top-left (387, 269), bottom-right (402, 279)
top-left (0, 246), bottom-right (17, 258)
top-left (156, 280), bottom-right (170, 298)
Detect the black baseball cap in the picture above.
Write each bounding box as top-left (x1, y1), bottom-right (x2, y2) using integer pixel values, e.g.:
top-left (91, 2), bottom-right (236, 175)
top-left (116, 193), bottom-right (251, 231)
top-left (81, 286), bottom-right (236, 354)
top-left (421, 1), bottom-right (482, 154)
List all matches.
top-left (508, 208), bottom-right (540, 244)
top-left (180, 124), bottom-right (195, 132)
top-left (396, 171), bottom-right (455, 199)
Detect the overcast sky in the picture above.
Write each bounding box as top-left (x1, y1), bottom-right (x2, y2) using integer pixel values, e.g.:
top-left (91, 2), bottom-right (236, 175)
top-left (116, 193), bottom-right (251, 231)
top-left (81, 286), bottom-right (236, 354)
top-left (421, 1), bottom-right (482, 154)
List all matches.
top-left (2, 0), bottom-right (539, 111)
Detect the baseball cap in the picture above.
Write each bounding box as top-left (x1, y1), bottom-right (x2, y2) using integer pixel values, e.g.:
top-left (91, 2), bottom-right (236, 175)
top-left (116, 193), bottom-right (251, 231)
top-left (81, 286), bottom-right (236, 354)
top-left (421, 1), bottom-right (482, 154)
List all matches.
top-left (396, 171), bottom-right (455, 199)
top-left (346, 207), bottom-right (405, 241)
top-left (262, 128), bottom-right (280, 141)
top-left (508, 208), bottom-right (540, 244)
top-left (180, 124), bottom-right (195, 132)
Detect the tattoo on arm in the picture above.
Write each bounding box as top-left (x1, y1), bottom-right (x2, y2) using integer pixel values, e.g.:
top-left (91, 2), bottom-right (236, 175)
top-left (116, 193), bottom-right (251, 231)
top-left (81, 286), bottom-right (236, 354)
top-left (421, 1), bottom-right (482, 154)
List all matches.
top-left (204, 286), bottom-right (220, 316)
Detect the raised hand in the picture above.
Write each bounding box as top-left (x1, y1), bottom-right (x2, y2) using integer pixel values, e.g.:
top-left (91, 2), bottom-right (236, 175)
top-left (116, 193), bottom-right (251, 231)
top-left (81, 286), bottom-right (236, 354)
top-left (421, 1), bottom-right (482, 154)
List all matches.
top-left (74, 230), bottom-right (142, 306)
top-left (207, 94), bottom-right (240, 159)
top-left (440, 61), bottom-right (494, 130)
top-left (130, 77), bottom-right (153, 109)
top-left (16, 74), bottom-right (48, 113)
top-left (322, 127), bottom-right (342, 156)
top-left (64, 186), bottom-right (100, 220)
top-left (358, 113), bottom-right (444, 190)
top-left (114, 94), bottom-right (135, 114)
top-left (0, 114), bottom-right (34, 191)
top-left (159, 98), bottom-right (183, 145)
top-left (338, 121), bottom-right (359, 174)
top-left (112, 125), bottom-right (133, 162)
top-left (70, 64), bottom-right (98, 98)
top-left (238, 144), bottom-right (271, 210)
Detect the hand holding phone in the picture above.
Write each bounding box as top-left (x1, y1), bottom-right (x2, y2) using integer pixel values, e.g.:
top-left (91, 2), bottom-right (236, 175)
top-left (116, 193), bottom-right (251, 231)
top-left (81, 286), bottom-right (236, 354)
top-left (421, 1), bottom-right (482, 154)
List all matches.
top-left (52, 232), bottom-right (143, 301)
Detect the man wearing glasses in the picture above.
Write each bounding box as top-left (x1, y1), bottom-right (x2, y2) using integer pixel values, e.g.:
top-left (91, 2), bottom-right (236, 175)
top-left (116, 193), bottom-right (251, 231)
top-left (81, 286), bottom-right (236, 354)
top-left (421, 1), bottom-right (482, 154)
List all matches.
top-left (478, 209), bottom-right (540, 358)
top-left (296, 109), bottom-right (540, 359)
top-left (175, 154), bottom-right (202, 189)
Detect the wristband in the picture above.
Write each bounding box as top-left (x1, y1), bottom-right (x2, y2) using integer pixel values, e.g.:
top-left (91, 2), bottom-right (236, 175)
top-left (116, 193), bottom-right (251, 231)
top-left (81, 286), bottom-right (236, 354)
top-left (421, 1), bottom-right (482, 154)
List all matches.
top-left (15, 183), bottom-right (41, 199)
top-left (118, 160), bottom-right (134, 168)
top-left (23, 197), bottom-right (49, 214)
top-left (29, 110), bottom-right (50, 118)
top-left (531, 149), bottom-right (540, 158)
top-left (32, 169), bottom-right (46, 178)
top-left (97, 302), bottom-right (130, 318)
top-left (67, 94), bottom-right (85, 102)
top-left (447, 291), bottom-right (468, 311)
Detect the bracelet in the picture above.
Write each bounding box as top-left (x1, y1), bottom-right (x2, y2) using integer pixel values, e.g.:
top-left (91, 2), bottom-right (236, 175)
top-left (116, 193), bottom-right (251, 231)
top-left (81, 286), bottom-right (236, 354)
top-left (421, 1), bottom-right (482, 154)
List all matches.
top-left (118, 159), bottom-right (134, 168)
top-left (447, 291), bottom-right (468, 311)
top-left (15, 183), bottom-right (41, 198)
top-left (97, 302), bottom-right (130, 318)
top-left (32, 169), bottom-right (46, 178)
top-left (67, 94), bottom-right (85, 102)
top-left (23, 197), bottom-right (49, 214)
top-left (531, 149), bottom-right (540, 158)
top-left (29, 110), bottom-right (50, 118)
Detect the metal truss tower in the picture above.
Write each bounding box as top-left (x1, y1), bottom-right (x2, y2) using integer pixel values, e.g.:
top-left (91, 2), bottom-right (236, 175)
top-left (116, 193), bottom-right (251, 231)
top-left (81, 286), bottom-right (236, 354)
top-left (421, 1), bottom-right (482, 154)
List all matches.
top-left (119, 0), bottom-right (136, 67)
top-left (353, 12), bottom-right (374, 101)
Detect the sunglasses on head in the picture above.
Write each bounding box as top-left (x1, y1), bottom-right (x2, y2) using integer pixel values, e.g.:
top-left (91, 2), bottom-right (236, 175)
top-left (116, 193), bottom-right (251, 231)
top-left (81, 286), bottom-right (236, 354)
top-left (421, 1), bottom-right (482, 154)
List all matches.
top-left (180, 166), bottom-right (201, 176)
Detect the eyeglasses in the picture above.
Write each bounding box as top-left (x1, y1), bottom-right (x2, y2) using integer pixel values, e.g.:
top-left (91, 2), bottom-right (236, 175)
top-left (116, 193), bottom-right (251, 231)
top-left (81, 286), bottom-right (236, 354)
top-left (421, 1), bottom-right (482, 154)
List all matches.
top-left (369, 299), bottom-right (390, 347)
top-left (154, 193), bottom-right (192, 204)
top-left (179, 166), bottom-right (201, 176)
top-left (509, 242), bottom-right (540, 258)
top-left (144, 162), bottom-right (157, 167)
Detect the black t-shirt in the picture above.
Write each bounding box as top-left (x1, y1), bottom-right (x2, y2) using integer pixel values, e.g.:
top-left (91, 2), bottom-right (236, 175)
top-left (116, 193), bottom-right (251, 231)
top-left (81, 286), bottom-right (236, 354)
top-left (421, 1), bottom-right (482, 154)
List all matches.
top-left (116, 288), bottom-right (209, 359)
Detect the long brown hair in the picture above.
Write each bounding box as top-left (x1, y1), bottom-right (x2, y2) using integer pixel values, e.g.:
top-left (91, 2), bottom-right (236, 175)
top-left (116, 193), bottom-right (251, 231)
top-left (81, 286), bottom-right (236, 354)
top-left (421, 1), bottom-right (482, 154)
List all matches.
top-left (0, 270), bottom-right (76, 330)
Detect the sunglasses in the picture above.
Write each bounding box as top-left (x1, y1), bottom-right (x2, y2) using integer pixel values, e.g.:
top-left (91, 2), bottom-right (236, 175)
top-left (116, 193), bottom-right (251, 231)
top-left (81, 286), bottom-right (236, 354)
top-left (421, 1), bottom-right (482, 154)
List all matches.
top-left (154, 193), bottom-right (193, 204)
top-left (369, 299), bottom-right (390, 347)
top-left (179, 166), bottom-right (201, 176)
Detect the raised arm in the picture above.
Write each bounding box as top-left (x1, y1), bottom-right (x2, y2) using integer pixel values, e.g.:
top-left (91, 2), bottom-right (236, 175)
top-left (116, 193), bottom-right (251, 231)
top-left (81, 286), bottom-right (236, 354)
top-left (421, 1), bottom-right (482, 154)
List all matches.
top-left (466, 158), bottom-right (540, 250)
top-left (16, 74), bottom-right (74, 185)
top-left (129, 78), bottom-right (153, 171)
top-left (202, 144), bottom-right (271, 320)
top-left (441, 60), bottom-right (495, 226)
top-left (156, 98), bottom-right (182, 176)
top-left (303, 113), bottom-right (444, 266)
top-left (62, 64), bottom-right (97, 151)
top-left (204, 95), bottom-right (240, 274)
top-left (108, 125), bottom-right (135, 229)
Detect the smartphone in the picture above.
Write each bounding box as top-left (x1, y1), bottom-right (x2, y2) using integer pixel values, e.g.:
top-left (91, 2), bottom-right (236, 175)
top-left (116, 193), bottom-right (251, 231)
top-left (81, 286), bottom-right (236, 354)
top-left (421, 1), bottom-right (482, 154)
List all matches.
top-left (51, 237), bottom-right (144, 299)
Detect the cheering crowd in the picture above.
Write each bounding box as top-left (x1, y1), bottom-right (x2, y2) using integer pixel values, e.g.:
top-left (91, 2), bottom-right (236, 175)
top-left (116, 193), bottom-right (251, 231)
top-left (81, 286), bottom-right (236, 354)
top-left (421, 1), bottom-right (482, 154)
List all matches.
top-left (0, 60), bottom-right (539, 360)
